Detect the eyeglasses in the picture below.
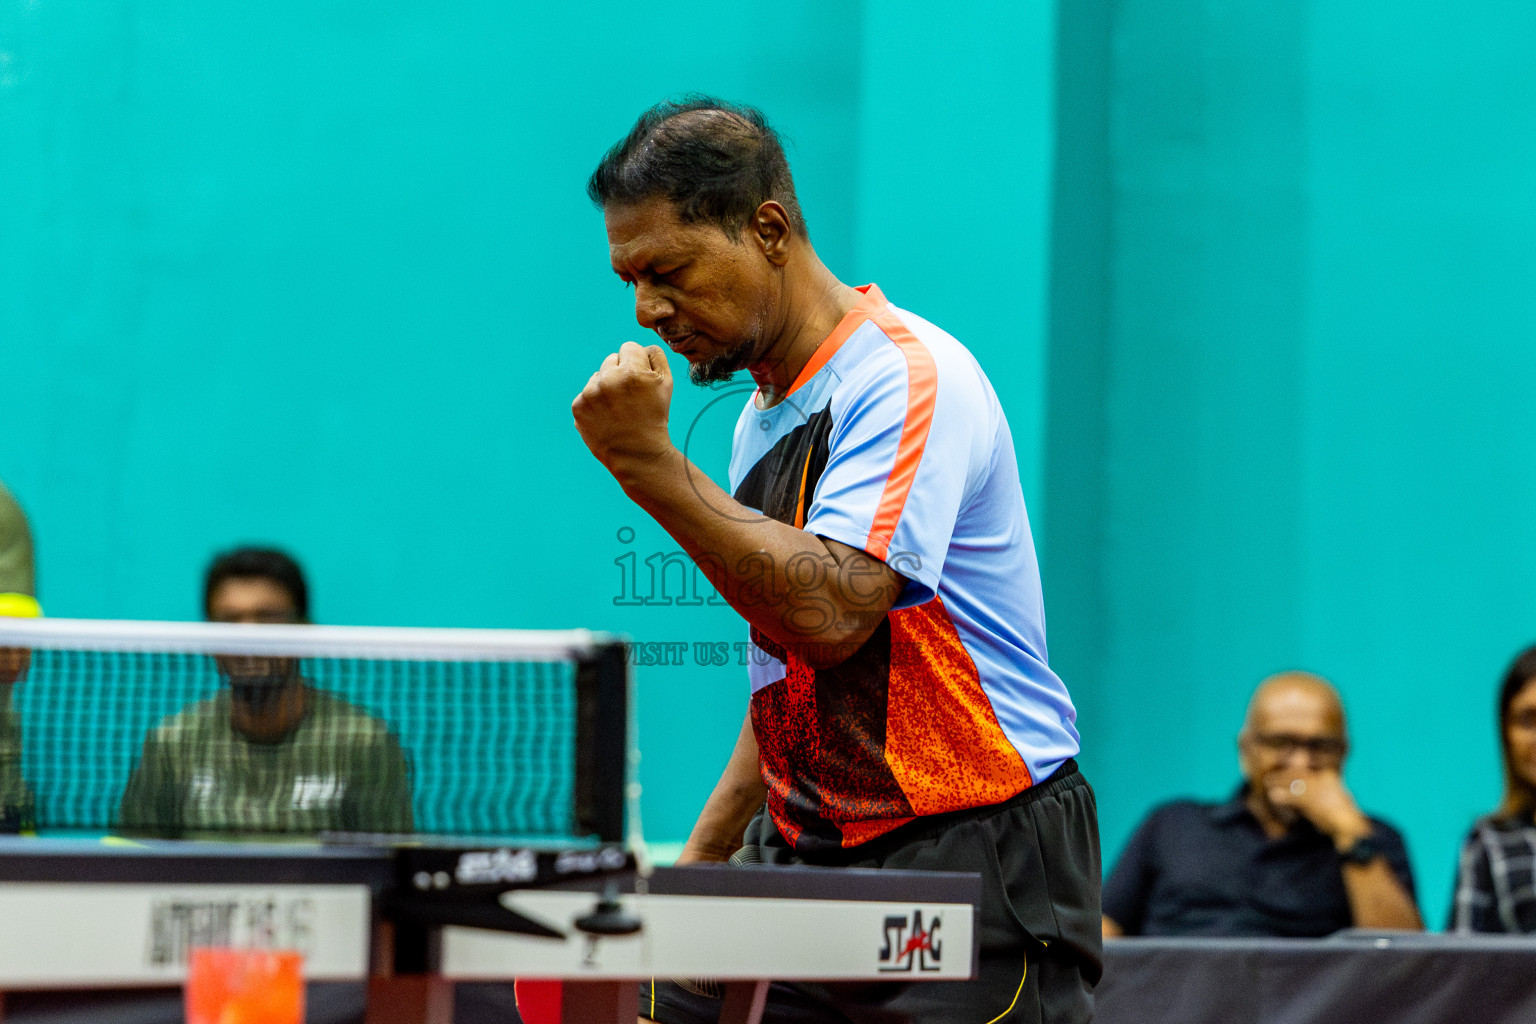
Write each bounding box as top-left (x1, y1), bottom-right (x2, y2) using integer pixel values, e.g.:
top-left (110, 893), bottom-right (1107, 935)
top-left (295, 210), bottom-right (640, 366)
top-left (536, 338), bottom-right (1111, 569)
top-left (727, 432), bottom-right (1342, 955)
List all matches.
top-left (1248, 733), bottom-right (1346, 762)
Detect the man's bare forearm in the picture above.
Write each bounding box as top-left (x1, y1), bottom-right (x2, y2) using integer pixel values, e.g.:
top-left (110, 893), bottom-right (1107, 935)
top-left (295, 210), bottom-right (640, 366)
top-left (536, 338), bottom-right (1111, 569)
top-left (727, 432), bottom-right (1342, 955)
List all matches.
top-left (677, 713), bottom-right (768, 864)
top-left (1275, 771), bottom-right (1422, 931)
top-left (610, 447), bottom-right (899, 668)
top-left (1342, 859), bottom-right (1423, 930)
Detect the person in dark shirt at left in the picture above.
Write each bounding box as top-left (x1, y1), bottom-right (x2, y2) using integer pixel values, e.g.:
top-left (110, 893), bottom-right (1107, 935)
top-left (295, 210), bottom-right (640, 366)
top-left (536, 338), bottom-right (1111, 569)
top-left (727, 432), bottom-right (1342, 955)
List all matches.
top-left (1102, 671), bottom-right (1422, 937)
top-left (0, 603), bottom-right (39, 834)
top-left (0, 479), bottom-right (40, 833)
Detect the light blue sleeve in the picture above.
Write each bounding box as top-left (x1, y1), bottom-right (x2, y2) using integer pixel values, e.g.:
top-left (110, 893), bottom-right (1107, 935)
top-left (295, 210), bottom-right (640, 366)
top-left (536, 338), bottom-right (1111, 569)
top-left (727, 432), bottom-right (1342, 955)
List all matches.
top-left (803, 340), bottom-right (985, 609)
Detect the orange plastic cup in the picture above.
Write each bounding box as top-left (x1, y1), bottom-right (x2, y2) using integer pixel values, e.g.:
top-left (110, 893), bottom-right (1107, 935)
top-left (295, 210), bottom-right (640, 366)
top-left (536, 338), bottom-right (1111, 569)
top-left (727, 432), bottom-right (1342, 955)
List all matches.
top-left (185, 948), bottom-right (304, 1024)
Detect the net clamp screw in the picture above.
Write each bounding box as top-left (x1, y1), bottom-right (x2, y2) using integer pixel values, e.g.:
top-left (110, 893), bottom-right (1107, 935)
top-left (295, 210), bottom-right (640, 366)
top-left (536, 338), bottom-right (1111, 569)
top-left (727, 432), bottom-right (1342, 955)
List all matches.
top-left (574, 881), bottom-right (642, 936)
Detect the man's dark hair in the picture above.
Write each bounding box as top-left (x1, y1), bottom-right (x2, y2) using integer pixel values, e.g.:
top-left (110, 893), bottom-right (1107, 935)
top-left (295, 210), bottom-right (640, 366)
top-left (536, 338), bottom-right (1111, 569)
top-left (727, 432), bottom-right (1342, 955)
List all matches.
top-left (203, 546), bottom-right (309, 621)
top-left (587, 96), bottom-right (807, 239)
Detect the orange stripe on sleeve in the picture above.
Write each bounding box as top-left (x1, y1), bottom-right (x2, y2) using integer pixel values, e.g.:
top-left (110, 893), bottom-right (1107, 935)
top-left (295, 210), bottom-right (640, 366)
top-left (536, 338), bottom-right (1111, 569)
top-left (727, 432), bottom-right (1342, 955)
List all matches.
top-left (792, 444), bottom-right (814, 529)
top-left (864, 309), bottom-right (937, 561)
top-left (785, 284), bottom-right (887, 396)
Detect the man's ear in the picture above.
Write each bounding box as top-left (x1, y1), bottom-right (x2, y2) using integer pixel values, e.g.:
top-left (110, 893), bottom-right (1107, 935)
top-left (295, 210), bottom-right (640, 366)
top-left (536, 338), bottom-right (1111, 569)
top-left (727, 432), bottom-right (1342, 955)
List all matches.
top-left (751, 201), bottom-right (793, 265)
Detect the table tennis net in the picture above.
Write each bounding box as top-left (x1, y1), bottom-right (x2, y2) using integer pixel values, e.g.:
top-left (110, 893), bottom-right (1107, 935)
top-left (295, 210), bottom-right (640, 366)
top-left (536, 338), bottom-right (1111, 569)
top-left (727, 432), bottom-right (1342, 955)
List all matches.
top-left (0, 619), bottom-right (629, 844)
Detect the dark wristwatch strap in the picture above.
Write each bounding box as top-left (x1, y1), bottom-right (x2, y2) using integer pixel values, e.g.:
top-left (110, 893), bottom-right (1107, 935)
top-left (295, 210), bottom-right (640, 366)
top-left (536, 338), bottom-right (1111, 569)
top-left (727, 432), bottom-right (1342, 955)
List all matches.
top-left (1339, 832), bottom-right (1382, 865)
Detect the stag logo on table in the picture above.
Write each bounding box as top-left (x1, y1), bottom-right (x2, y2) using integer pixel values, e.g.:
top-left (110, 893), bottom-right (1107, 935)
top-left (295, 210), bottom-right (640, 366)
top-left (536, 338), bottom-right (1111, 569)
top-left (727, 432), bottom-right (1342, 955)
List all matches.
top-left (878, 910), bottom-right (942, 973)
top-left (146, 895), bottom-right (316, 966)
top-left (456, 848), bottom-right (537, 886)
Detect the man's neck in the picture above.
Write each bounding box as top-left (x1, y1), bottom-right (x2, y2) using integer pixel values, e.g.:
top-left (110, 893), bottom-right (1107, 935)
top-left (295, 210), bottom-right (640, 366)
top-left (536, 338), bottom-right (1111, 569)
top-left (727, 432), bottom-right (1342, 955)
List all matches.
top-left (750, 254), bottom-right (862, 407)
top-left (232, 683), bottom-right (309, 743)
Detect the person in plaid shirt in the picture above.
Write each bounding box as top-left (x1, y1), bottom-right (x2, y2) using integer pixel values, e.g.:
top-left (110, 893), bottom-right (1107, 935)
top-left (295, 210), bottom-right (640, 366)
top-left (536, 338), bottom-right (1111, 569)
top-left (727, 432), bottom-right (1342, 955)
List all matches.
top-left (117, 547), bottom-right (412, 838)
top-left (1452, 644), bottom-right (1536, 932)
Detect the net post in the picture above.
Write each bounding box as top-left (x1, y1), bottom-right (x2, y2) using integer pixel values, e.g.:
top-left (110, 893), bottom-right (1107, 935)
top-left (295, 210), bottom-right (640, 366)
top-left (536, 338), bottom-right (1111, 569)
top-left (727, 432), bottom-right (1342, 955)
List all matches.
top-left (574, 639), bottom-right (629, 844)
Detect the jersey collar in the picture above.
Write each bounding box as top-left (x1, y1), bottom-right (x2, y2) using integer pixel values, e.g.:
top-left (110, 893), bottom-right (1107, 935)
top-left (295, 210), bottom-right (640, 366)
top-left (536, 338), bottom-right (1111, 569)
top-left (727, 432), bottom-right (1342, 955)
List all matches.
top-left (783, 284), bottom-right (887, 397)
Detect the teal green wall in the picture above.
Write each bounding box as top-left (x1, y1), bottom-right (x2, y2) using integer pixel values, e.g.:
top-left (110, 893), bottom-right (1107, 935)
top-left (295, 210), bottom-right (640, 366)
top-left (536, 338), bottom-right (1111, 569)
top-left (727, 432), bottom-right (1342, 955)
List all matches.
top-left (855, 1), bottom-right (1057, 509)
top-left (14, 0), bottom-right (1523, 926)
top-left (0, 1), bottom-right (1057, 844)
top-left (1050, 1), bottom-right (1536, 924)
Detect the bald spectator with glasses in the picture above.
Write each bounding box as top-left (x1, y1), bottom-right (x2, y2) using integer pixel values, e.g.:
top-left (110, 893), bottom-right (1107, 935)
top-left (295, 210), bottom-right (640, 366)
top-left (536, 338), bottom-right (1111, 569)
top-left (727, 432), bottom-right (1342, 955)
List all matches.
top-left (1102, 672), bottom-right (1421, 937)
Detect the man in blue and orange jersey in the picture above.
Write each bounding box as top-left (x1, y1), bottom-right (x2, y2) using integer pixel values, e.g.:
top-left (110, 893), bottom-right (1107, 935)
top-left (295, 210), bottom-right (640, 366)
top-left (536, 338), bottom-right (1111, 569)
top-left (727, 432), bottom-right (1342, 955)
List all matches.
top-left (573, 98), bottom-right (1101, 1023)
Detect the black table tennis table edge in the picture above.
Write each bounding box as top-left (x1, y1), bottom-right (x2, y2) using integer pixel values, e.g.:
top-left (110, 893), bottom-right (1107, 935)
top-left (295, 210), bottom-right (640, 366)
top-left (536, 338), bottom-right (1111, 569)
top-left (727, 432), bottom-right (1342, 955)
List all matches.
top-left (0, 838), bottom-right (981, 908)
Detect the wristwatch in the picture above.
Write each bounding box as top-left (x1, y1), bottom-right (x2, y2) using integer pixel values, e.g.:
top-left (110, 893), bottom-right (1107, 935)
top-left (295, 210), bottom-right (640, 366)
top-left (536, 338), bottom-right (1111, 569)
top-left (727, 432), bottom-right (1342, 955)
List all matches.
top-left (1339, 833), bottom-right (1382, 865)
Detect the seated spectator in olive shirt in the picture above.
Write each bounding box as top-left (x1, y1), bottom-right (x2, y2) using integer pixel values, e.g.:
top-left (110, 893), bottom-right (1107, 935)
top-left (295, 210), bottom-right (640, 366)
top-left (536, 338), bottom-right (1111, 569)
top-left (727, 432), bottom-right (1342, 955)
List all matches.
top-left (1103, 672), bottom-right (1421, 937)
top-left (118, 547), bottom-right (414, 837)
top-left (0, 479), bottom-right (34, 606)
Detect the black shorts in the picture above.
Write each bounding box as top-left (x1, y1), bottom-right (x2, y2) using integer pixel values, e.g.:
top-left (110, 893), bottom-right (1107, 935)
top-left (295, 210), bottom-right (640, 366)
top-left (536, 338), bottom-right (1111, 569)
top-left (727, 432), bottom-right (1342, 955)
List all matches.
top-left (641, 760), bottom-right (1102, 1024)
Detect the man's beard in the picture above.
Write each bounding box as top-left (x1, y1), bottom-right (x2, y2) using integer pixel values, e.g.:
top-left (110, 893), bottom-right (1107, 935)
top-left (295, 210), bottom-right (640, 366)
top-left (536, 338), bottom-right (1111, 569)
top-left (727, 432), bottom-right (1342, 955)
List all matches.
top-left (688, 337), bottom-right (756, 386)
top-left (1269, 801), bottom-right (1301, 828)
top-left (216, 655), bottom-right (299, 714)
top-left (231, 675), bottom-right (296, 713)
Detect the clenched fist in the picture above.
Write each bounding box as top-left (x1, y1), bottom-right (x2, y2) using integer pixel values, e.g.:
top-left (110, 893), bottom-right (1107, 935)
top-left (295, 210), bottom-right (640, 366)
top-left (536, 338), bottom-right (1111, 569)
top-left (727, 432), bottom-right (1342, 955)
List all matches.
top-left (572, 341), bottom-right (676, 472)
